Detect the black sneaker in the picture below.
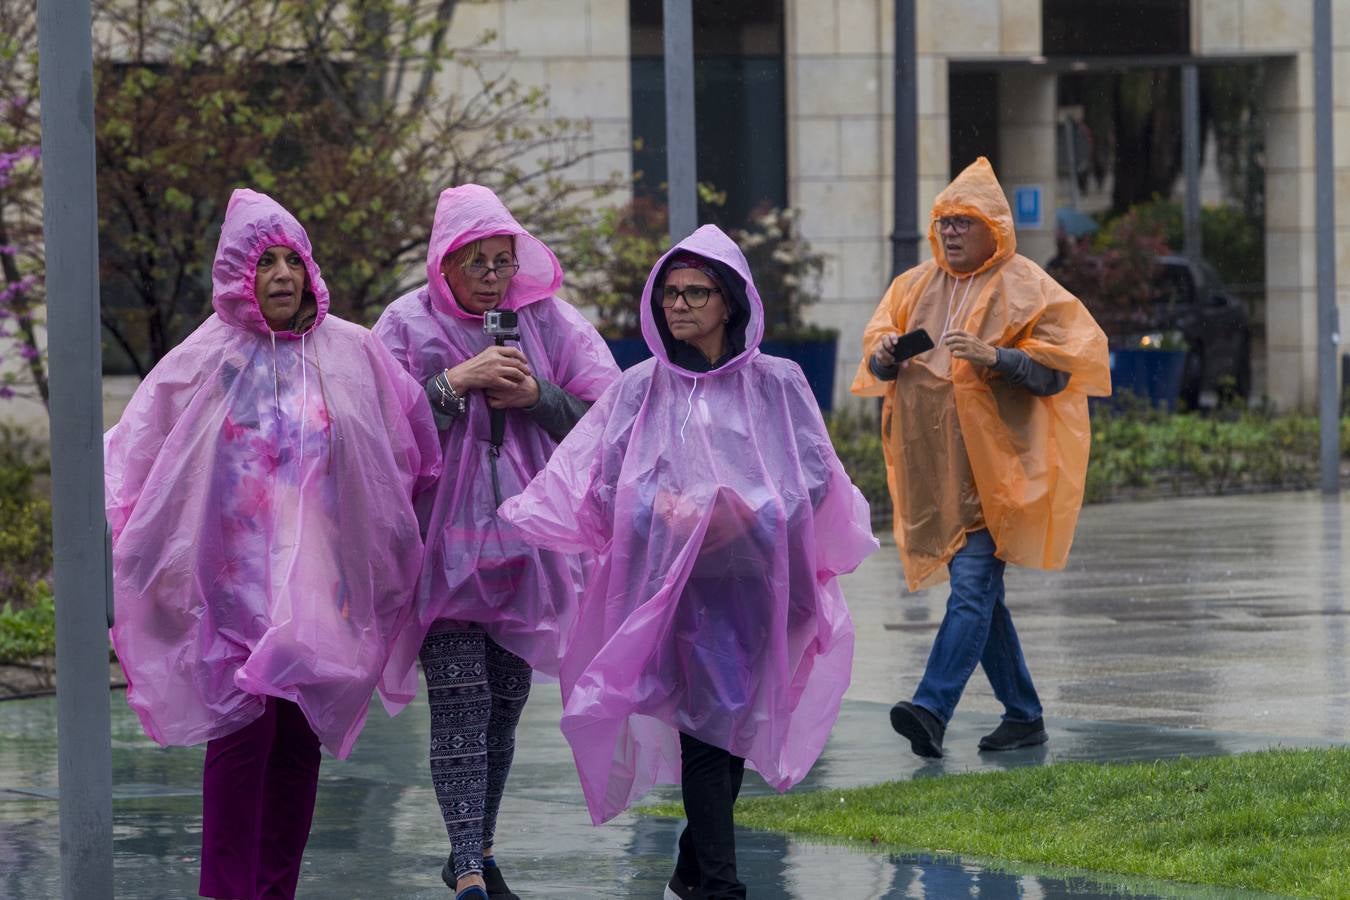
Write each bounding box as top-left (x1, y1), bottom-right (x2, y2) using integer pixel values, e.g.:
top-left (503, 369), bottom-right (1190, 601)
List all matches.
top-left (483, 865), bottom-right (520, 900)
top-left (978, 717), bottom-right (1048, 751)
top-left (441, 854), bottom-right (521, 899)
top-left (889, 701), bottom-right (945, 758)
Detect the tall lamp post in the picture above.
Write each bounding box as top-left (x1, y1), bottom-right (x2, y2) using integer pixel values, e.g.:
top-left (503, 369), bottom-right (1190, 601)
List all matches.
top-left (891, 0), bottom-right (921, 278)
top-left (36, 0), bottom-right (116, 895)
top-left (1314, 0), bottom-right (1342, 493)
top-left (663, 0), bottom-right (697, 244)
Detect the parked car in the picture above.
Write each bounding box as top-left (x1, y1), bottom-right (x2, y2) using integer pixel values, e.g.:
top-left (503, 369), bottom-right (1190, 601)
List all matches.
top-left (1149, 255), bottom-right (1251, 409)
top-left (1048, 250), bottom-right (1252, 409)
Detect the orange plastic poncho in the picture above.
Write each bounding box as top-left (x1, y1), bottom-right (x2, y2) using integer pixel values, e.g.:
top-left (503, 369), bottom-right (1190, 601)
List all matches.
top-left (852, 157), bottom-right (1110, 590)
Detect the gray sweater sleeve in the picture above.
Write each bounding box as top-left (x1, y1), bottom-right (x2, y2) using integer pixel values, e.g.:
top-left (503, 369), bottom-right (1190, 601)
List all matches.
top-left (868, 353), bottom-right (901, 382)
top-left (993, 347), bottom-right (1070, 396)
top-left (869, 347), bottom-right (1068, 396)
top-left (523, 378), bottom-right (591, 441)
top-left (424, 371), bottom-right (463, 431)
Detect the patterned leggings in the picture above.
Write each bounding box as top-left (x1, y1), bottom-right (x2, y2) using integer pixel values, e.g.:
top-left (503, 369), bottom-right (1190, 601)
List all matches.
top-left (419, 626), bottom-right (532, 881)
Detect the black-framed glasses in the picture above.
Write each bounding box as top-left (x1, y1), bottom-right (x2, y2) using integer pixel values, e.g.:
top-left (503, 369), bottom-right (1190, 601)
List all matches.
top-left (660, 284), bottom-right (720, 309)
top-left (937, 216), bottom-right (974, 234)
top-left (465, 260), bottom-right (520, 279)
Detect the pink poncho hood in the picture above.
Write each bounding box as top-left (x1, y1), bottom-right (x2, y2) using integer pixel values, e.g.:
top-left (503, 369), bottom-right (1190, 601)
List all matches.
top-left (105, 189), bottom-right (441, 758)
top-left (373, 184), bottom-right (620, 684)
top-left (211, 188), bottom-right (331, 337)
top-left (425, 183), bottom-right (564, 320)
top-left (501, 225), bottom-right (878, 823)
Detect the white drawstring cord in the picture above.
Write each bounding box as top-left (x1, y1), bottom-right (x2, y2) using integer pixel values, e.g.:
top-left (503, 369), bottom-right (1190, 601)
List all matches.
top-left (299, 331), bottom-right (308, 461)
top-left (940, 274), bottom-right (977, 342)
top-left (679, 378), bottom-right (698, 444)
top-left (269, 331), bottom-right (280, 418)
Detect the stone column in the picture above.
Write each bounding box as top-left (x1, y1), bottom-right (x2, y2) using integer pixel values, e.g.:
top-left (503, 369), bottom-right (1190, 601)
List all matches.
top-left (996, 69), bottom-right (1058, 267)
top-left (1263, 54), bottom-right (1318, 411)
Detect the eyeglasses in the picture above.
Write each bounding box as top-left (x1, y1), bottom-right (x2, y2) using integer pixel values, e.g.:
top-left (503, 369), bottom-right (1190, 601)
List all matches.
top-left (660, 284), bottom-right (720, 309)
top-left (464, 261), bottom-right (520, 279)
top-left (936, 216), bottom-right (974, 235)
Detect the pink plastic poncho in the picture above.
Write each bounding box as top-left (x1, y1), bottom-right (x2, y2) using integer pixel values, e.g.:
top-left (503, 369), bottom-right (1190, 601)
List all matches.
top-left (372, 184), bottom-right (619, 685)
top-left (500, 225), bottom-right (878, 824)
top-left (105, 189), bottom-right (441, 758)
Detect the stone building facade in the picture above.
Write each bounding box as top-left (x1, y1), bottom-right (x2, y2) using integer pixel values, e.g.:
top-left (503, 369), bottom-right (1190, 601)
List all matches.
top-left (3, 0), bottom-right (1344, 430)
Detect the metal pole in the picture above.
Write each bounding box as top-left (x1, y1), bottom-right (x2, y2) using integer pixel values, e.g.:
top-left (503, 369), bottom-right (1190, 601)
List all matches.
top-left (663, 0), bottom-right (697, 244)
top-left (1314, 0), bottom-right (1341, 493)
top-left (36, 0), bottom-right (115, 895)
top-left (1182, 63), bottom-right (1201, 260)
top-left (891, 0), bottom-right (921, 277)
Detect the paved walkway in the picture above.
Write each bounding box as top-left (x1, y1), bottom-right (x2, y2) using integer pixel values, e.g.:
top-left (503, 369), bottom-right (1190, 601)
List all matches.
top-left (3, 493), bottom-right (1345, 898)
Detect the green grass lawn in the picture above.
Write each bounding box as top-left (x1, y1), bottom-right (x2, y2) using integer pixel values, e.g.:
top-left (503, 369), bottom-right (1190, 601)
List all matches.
top-left (642, 748), bottom-right (1350, 898)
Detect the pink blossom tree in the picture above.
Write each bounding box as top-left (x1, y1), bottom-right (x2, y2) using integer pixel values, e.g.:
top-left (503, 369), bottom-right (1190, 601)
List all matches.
top-left (0, 5), bottom-right (46, 410)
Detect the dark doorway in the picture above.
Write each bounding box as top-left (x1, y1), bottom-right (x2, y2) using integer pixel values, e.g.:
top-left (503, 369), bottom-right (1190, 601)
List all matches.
top-left (629, 0), bottom-right (787, 228)
top-left (948, 71), bottom-right (999, 176)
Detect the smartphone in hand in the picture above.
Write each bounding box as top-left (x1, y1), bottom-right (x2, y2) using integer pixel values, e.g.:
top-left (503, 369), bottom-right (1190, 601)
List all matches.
top-left (892, 328), bottom-right (935, 363)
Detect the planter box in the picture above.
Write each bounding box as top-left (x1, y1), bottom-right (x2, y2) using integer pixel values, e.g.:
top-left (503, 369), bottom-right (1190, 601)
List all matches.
top-left (604, 337), bottom-right (652, 372)
top-left (761, 338), bottom-right (837, 412)
top-left (1106, 348), bottom-right (1187, 410)
top-left (604, 337), bottom-right (838, 412)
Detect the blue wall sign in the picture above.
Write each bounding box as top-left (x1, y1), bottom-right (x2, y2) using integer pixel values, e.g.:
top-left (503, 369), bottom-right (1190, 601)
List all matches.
top-left (1012, 184), bottom-right (1043, 229)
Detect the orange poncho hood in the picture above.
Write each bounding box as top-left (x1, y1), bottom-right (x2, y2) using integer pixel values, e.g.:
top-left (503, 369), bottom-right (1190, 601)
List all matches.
top-left (852, 157), bottom-right (1110, 590)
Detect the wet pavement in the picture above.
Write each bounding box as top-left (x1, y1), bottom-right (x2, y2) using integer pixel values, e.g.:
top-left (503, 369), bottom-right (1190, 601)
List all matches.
top-left (3, 492), bottom-right (1346, 898)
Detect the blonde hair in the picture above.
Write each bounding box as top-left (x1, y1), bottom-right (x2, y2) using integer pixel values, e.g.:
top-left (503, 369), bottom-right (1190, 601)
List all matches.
top-left (443, 235), bottom-right (517, 275)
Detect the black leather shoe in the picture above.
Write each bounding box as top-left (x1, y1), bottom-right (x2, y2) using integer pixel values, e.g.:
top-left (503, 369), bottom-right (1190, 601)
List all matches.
top-left (441, 854), bottom-right (521, 899)
top-left (890, 701), bottom-right (945, 758)
top-left (978, 717), bottom-right (1048, 751)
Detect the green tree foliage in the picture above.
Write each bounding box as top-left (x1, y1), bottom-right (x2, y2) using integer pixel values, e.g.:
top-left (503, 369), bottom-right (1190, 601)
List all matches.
top-left (1072, 65), bottom-right (1264, 218)
top-left (0, 426), bottom-right (51, 617)
top-left (90, 0), bottom-right (623, 375)
top-left (565, 191), bottom-right (829, 339)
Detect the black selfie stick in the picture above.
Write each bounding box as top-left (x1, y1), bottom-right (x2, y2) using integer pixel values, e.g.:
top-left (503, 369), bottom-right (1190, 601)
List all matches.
top-left (489, 332), bottom-right (507, 507)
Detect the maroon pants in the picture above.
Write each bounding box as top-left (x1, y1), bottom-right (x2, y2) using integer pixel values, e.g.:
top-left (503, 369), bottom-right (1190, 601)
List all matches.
top-left (199, 697), bottom-right (322, 900)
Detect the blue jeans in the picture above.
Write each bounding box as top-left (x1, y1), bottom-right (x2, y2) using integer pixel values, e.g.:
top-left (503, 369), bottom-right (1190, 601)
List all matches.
top-left (912, 530), bottom-right (1042, 725)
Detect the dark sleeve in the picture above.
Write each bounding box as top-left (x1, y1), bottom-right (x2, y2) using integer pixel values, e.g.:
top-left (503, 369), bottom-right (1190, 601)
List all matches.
top-left (424, 371), bottom-right (464, 431)
top-left (868, 353), bottom-right (900, 382)
top-left (993, 347), bottom-right (1071, 397)
top-left (523, 378), bottom-right (592, 441)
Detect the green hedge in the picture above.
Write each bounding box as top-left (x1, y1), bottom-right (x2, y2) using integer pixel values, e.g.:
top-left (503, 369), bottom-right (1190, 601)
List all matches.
top-left (0, 585), bottom-right (54, 665)
top-left (1, 410), bottom-right (1347, 665)
top-left (828, 406), bottom-right (1350, 521)
top-left (0, 426), bottom-right (53, 664)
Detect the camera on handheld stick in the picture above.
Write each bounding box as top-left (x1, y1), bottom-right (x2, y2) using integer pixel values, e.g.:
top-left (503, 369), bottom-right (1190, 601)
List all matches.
top-left (483, 310), bottom-right (519, 343)
top-left (482, 309), bottom-right (521, 504)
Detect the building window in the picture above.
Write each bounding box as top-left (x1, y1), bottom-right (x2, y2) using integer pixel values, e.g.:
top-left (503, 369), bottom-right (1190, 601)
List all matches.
top-left (629, 0), bottom-right (787, 228)
top-left (1043, 0), bottom-right (1189, 57)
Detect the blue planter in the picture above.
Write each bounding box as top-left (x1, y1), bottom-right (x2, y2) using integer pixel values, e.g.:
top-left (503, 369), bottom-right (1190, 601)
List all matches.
top-left (604, 337), bottom-right (653, 371)
top-left (760, 338), bottom-right (838, 412)
top-left (1107, 349), bottom-right (1187, 409)
top-left (603, 336), bottom-right (838, 411)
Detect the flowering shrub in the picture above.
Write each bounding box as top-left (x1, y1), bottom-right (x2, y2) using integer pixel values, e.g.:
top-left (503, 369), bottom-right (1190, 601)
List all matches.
top-left (0, 8), bottom-right (47, 408)
top-left (564, 196), bottom-right (831, 340)
top-left (564, 196), bottom-right (670, 338)
top-left (729, 206), bottom-right (831, 340)
top-left (1047, 209), bottom-right (1173, 347)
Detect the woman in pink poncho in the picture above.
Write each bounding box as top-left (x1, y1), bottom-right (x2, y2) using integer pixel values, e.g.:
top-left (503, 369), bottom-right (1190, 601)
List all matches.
top-left (500, 225), bottom-right (878, 899)
top-left (104, 189), bottom-right (440, 900)
top-left (373, 184), bottom-right (618, 900)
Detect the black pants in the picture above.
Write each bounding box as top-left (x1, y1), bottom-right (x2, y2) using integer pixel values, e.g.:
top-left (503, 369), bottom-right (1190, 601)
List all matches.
top-left (676, 732), bottom-right (748, 899)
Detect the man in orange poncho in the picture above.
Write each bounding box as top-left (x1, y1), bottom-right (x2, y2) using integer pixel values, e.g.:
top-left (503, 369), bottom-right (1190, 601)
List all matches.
top-left (853, 157), bottom-right (1110, 758)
